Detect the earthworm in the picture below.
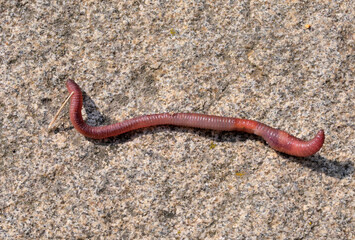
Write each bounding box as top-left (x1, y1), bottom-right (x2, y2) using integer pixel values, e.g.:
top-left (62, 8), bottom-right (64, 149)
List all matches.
top-left (66, 79), bottom-right (324, 157)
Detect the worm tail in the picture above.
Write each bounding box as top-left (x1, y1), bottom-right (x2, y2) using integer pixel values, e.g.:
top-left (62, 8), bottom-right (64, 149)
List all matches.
top-left (255, 124), bottom-right (325, 157)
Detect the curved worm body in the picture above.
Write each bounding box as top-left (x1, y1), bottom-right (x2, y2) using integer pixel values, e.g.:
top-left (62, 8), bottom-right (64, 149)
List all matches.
top-left (66, 79), bottom-right (324, 157)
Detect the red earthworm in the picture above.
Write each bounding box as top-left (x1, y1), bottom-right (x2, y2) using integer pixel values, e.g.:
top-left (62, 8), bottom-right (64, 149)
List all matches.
top-left (66, 79), bottom-right (324, 157)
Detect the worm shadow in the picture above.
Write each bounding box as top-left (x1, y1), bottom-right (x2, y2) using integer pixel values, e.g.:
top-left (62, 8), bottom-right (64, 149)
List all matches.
top-left (53, 90), bottom-right (107, 134)
top-left (278, 153), bottom-right (354, 180)
top-left (74, 91), bottom-right (354, 180)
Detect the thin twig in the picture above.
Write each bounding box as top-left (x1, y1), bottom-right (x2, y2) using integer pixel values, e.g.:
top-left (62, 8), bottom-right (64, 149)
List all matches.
top-left (48, 92), bottom-right (74, 131)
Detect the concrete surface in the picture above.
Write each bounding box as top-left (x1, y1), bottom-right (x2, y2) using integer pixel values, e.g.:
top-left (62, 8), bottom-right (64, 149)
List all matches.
top-left (0, 0), bottom-right (354, 239)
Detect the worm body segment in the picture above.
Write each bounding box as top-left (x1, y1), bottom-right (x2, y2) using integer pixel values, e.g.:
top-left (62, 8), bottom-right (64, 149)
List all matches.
top-left (66, 79), bottom-right (324, 157)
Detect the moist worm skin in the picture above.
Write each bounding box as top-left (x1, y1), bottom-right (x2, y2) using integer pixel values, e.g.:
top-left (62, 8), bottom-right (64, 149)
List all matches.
top-left (66, 79), bottom-right (324, 157)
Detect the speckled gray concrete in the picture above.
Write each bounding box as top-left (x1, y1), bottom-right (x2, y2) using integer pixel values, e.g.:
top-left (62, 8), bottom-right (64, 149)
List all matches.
top-left (0, 1), bottom-right (354, 239)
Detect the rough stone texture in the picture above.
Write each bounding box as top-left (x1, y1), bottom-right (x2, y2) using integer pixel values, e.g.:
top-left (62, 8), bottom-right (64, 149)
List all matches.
top-left (0, 0), bottom-right (354, 239)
